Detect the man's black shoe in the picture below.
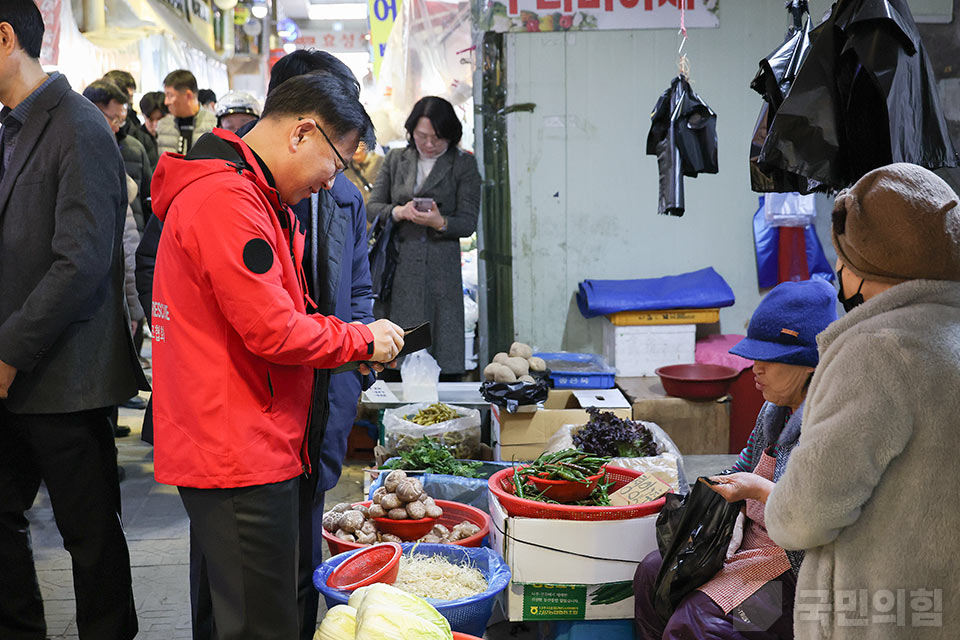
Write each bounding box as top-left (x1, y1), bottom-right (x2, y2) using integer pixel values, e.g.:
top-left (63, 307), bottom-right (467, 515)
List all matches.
top-left (120, 396), bottom-right (147, 410)
top-left (115, 424), bottom-right (132, 438)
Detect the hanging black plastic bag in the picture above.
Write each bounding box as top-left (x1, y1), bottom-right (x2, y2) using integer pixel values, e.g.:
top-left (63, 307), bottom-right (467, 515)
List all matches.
top-left (480, 376), bottom-right (550, 414)
top-left (652, 477), bottom-right (744, 622)
top-left (369, 212), bottom-right (399, 302)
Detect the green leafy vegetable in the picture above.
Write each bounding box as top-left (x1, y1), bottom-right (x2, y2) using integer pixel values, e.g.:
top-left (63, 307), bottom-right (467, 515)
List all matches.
top-left (381, 437), bottom-right (483, 477)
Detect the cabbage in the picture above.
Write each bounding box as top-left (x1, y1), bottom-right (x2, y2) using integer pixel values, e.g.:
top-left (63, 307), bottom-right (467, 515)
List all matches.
top-left (355, 583), bottom-right (451, 638)
top-left (355, 604), bottom-right (452, 640)
top-left (313, 605), bottom-right (356, 640)
top-left (347, 585), bottom-right (372, 610)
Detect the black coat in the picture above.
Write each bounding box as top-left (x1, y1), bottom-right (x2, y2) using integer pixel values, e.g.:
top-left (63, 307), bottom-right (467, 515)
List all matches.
top-left (646, 75), bottom-right (718, 217)
top-left (759, 0), bottom-right (958, 191)
top-left (0, 74), bottom-right (147, 413)
top-left (118, 130), bottom-right (152, 231)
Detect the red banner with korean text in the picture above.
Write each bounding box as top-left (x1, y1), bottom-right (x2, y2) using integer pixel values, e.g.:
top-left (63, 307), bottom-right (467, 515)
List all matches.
top-left (481, 0), bottom-right (717, 32)
top-left (35, 0), bottom-right (62, 65)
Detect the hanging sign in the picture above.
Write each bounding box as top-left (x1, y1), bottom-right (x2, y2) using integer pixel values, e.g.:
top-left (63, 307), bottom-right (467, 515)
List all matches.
top-left (296, 31), bottom-right (371, 53)
top-left (368, 0), bottom-right (403, 78)
top-left (482, 0), bottom-right (718, 32)
top-left (34, 0), bottom-right (62, 65)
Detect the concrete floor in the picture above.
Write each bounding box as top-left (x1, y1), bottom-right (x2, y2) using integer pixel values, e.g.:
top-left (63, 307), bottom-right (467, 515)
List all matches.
top-left (27, 353), bottom-right (737, 639)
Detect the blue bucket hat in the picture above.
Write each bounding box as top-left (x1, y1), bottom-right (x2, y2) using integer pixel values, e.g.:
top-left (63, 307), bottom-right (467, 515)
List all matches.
top-left (729, 279), bottom-right (837, 368)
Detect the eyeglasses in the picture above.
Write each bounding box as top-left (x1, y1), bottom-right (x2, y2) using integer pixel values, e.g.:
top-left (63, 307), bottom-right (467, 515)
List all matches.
top-left (412, 130), bottom-right (443, 145)
top-left (299, 117), bottom-right (348, 178)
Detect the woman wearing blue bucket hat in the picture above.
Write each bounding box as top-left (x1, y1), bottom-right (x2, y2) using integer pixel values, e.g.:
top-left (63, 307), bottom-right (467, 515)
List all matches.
top-left (633, 278), bottom-right (837, 640)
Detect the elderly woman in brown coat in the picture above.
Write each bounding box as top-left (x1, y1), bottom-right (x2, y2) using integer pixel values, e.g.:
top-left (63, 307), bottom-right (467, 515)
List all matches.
top-left (367, 96), bottom-right (481, 375)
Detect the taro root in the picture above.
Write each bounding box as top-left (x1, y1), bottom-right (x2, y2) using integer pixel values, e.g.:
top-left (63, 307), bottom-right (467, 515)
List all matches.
top-left (504, 357), bottom-right (529, 377)
top-left (425, 504), bottom-right (443, 519)
top-left (372, 487), bottom-right (388, 504)
top-left (387, 507), bottom-right (409, 520)
top-left (322, 510), bottom-right (341, 533)
top-left (367, 504), bottom-right (387, 519)
top-left (528, 356), bottom-right (547, 372)
top-left (338, 510), bottom-right (365, 533)
top-left (384, 470), bottom-right (407, 493)
top-left (405, 501), bottom-right (427, 520)
top-left (380, 493), bottom-right (402, 511)
top-left (509, 342), bottom-right (533, 359)
top-left (395, 479), bottom-right (421, 503)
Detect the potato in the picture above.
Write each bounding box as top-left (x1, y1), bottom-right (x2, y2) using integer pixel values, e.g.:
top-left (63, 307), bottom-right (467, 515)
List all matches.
top-left (504, 357), bottom-right (529, 377)
top-left (388, 507), bottom-right (408, 520)
top-left (493, 365), bottom-right (517, 383)
top-left (519, 375), bottom-right (535, 384)
top-left (380, 493), bottom-right (402, 511)
top-left (372, 487), bottom-right (388, 504)
top-left (338, 510), bottom-right (365, 533)
top-left (395, 479), bottom-right (421, 503)
top-left (334, 530), bottom-right (356, 542)
top-left (431, 524), bottom-right (450, 538)
top-left (528, 356), bottom-right (547, 372)
top-left (419, 534), bottom-right (442, 544)
top-left (425, 504), bottom-right (443, 519)
top-left (483, 363), bottom-right (501, 382)
top-left (509, 342), bottom-right (533, 359)
top-left (322, 510), bottom-right (341, 533)
top-left (384, 470), bottom-right (407, 493)
top-left (493, 352), bottom-right (510, 364)
top-left (381, 533), bottom-right (402, 544)
top-left (367, 504), bottom-right (387, 519)
top-left (405, 501), bottom-right (426, 520)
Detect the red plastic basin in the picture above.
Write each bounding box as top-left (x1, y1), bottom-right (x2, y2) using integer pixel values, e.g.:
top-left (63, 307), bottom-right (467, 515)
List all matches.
top-left (373, 514), bottom-right (438, 541)
top-left (655, 363), bottom-right (739, 401)
top-left (525, 467), bottom-right (606, 503)
top-left (325, 542), bottom-right (401, 590)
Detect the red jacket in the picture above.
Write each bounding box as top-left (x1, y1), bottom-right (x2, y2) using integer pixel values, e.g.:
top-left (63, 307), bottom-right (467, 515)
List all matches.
top-left (150, 130), bottom-right (374, 489)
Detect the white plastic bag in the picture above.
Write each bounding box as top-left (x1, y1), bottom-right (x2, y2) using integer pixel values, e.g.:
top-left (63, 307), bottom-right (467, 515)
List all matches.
top-left (400, 349), bottom-right (440, 402)
top-left (764, 192), bottom-right (816, 228)
top-left (545, 420), bottom-right (689, 493)
top-left (382, 402), bottom-right (482, 459)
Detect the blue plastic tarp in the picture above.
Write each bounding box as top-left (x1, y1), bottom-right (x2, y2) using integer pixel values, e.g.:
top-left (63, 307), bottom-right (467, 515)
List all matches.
top-left (576, 267), bottom-right (736, 318)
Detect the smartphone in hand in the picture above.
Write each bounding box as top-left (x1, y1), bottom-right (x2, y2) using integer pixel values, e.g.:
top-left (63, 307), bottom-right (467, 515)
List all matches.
top-left (413, 197), bottom-right (435, 212)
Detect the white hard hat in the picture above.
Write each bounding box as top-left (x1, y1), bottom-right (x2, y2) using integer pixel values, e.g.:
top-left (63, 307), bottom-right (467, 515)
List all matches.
top-left (215, 91), bottom-right (261, 119)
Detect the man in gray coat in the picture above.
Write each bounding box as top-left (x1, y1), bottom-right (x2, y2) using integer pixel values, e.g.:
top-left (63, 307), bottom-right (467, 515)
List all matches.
top-left (0, 2), bottom-right (147, 638)
top-left (766, 163), bottom-right (960, 638)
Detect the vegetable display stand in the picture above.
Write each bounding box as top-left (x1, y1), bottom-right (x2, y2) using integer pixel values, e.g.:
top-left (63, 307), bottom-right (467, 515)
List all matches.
top-left (322, 500), bottom-right (491, 555)
top-left (314, 543), bottom-right (512, 637)
top-left (488, 466), bottom-right (665, 521)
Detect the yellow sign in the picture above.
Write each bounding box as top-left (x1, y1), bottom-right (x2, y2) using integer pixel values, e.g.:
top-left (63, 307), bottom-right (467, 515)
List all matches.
top-left (368, 0), bottom-right (403, 78)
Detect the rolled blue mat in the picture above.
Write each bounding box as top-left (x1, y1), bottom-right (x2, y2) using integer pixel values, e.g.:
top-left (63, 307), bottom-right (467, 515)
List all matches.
top-left (576, 267), bottom-right (735, 318)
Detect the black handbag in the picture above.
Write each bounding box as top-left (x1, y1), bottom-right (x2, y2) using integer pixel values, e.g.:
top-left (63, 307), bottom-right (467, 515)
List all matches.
top-left (368, 212), bottom-right (399, 303)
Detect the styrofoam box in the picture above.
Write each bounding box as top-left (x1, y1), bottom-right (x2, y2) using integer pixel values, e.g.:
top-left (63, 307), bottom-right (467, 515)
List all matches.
top-left (602, 321), bottom-right (696, 377)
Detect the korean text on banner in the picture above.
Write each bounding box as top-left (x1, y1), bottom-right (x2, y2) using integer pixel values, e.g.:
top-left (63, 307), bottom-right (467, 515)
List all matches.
top-left (368, 0), bottom-right (404, 78)
top-left (483, 0), bottom-right (719, 32)
top-left (35, 0), bottom-right (62, 66)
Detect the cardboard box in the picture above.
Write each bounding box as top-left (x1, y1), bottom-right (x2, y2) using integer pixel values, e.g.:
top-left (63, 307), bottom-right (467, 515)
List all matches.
top-left (617, 376), bottom-right (730, 455)
top-left (491, 390), bottom-right (631, 461)
top-left (489, 494), bottom-right (658, 621)
top-left (602, 321), bottom-right (696, 377)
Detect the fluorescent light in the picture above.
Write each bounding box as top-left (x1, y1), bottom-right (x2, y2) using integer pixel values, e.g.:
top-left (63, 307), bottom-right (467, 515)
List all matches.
top-left (283, 42), bottom-right (297, 53)
top-left (250, 3), bottom-right (269, 18)
top-left (307, 3), bottom-right (368, 20)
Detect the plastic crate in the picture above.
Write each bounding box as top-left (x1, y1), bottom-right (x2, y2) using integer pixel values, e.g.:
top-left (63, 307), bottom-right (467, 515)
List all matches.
top-left (533, 352), bottom-right (616, 389)
top-left (314, 543), bottom-right (511, 637)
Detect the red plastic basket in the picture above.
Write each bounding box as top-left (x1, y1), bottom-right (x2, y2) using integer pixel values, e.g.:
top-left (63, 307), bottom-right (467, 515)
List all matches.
top-left (488, 465), bottom-right (666, 521)
top-left (373, 515), bottom-right (438, 541)
top-left (525, 466), bottom-right (606, 503)
top-left (325, 542), bottom-right (401, 590)
top-left (323, 500), bottom-right (491, 555)
top-left (452, 633), bottom-right (484, 640)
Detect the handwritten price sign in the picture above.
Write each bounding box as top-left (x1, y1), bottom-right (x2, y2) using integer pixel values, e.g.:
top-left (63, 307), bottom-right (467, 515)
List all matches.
top-left (608, 473), bottom-right (671, 506)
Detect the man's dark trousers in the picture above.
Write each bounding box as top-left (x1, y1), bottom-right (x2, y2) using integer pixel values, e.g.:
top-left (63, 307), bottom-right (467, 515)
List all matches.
top-left (0, 405), bottom-right (137, 640)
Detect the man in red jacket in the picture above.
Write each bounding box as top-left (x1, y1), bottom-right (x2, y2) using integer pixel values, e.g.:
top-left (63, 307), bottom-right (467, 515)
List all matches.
top-left (150, 73), bottom-right (403, 639)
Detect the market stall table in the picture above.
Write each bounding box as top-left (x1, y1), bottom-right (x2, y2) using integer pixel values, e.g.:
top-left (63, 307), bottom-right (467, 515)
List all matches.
top-left (361, 381), bottom-right (486, 410)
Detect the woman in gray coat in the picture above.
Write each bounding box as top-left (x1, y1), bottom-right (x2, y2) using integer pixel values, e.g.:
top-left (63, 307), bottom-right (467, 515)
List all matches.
top-left (367, 97), bottom-right (481, 374)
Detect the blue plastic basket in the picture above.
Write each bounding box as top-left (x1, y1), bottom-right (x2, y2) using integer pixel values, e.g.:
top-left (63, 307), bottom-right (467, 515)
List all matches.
top-left (534, 352), bottom-right (616, 389)
top-left (313, 543), bottom-right (511, 637)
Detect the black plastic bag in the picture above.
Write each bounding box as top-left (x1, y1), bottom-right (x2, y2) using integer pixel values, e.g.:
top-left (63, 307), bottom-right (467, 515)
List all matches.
top-left (480, 376), bottom-right (550, 414)
top-left (368, 213), bottom-right (399, 302)
top-left (652, 478), bottom-right (744, 622)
